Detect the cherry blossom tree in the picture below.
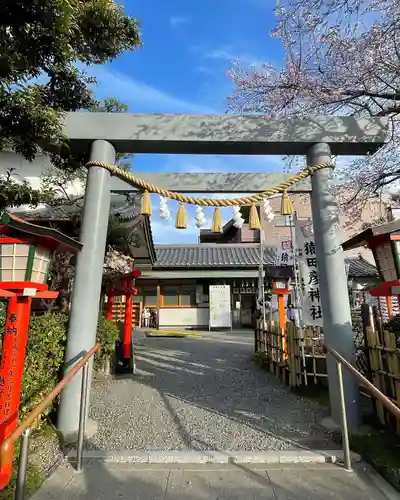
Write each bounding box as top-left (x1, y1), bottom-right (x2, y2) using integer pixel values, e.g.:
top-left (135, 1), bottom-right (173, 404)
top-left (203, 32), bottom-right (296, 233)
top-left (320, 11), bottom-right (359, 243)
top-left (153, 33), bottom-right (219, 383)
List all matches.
top-left (227, 0), bottom-right (400, 217)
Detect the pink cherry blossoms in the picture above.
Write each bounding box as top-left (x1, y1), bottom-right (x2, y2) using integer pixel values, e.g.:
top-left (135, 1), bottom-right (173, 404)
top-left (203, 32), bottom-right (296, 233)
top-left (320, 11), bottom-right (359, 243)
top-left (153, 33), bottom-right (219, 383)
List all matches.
top-left (227, 0), bottom-right (400, 214)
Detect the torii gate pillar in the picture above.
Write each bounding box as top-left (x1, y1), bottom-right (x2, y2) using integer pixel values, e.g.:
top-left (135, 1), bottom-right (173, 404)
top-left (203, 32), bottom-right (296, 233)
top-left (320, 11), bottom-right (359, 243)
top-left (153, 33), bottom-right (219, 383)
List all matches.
top-left (308, 143), bottom-right (359, 429)
top-left (58, 140), bottom-right (115, 439)
top-left (56, 113), bottom-right (387, 437)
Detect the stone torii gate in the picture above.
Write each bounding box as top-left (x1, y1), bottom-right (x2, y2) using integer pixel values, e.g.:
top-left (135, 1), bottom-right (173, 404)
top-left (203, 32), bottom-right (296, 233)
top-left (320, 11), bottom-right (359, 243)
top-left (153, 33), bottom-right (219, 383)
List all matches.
top-left (57, 113), bottom-right (388, 438)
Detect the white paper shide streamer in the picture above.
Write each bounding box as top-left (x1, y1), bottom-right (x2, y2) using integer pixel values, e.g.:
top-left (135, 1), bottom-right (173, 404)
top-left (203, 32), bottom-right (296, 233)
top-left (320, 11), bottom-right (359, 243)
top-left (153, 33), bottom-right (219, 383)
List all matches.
top-left (263, 199), bottom-right (275, 222)
top-left (232, 206), bottom-right (245, 228)
top-left (195, 206), bottom-right (206, 228)
top-left (159, 197), bottom-right (170, 219)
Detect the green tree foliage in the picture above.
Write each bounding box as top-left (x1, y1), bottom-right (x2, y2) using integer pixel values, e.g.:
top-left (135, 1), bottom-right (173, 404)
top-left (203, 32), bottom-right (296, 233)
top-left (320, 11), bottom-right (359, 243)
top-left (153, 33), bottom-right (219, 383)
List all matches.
top-left (0, 0), bottom-right (141, 166)
top-left (0, 309), bottom-right (120, 420)
top-left (0, 96), bottom-right (133, 210)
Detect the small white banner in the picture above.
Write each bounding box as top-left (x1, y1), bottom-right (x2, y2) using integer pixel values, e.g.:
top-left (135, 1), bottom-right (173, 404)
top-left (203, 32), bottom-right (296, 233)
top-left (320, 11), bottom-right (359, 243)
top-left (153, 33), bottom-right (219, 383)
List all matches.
top-left (275, 237), bottom-right (294, 267)
top-left (295, 220), bottom-right (323, 327)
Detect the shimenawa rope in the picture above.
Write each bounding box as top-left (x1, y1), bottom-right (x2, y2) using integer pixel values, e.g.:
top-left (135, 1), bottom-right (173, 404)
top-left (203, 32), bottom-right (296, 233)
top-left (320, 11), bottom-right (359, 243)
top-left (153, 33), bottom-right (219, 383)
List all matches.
top-left (85, 161), bottom-right (334, 207)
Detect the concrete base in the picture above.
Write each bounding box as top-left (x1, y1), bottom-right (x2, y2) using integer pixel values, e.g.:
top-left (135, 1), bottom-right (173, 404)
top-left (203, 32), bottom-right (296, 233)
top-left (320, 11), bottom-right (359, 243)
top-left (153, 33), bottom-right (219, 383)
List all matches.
top-left (320, 417), bottom-right (342, 432)
top-left (61, 418), bottom-right (98, 445)
top-left (67, 449), bottom-right (362, 465)
top-left (320, 417), bottom-right (374, 436)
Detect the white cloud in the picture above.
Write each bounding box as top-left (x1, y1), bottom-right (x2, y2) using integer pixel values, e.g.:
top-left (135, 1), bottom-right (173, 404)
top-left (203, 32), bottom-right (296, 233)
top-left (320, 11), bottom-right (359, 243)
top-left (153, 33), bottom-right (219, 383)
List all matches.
top-left (170, 16), bottom-right (190, 28)
top-left (150, 213), bottom-right (199, 244)
top-left (202, 46), bottom-right (263, 67)
top-left (83, 64), bottom-right (215, 114)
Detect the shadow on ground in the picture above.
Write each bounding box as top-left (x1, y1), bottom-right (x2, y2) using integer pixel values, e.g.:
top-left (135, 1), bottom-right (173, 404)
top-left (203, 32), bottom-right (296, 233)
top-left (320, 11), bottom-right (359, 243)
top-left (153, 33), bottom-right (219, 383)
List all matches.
top-left (34, 440), bottom-right (378, 500)
top-left (87, 330), bottom-right (336, 452)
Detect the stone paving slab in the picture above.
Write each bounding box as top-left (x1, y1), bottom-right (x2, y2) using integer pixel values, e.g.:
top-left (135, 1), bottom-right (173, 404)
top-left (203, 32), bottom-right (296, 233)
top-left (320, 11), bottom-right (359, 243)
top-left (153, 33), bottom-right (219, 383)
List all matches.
top-left (32, 462), bottom-right (399, 500)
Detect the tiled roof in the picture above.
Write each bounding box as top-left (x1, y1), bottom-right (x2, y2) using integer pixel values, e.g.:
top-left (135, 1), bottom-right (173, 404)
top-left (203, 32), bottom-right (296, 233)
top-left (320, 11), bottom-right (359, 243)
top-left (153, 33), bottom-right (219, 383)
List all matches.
top-left (346, 256), bottom-right (378, 277)
top-left (154, 244), bottom-right (276, 268)
top-left (10, 194), bottom-right (141, 221)
top-left (154, 244), bottom-right (378, 278)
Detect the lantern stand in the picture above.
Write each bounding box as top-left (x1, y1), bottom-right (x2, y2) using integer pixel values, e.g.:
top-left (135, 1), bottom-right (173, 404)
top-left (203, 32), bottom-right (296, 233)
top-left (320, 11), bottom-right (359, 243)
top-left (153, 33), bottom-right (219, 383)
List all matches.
top-left (272, 278), bottom-right (292, 361)
top-left (342, 219), bottom-right (400, 323)
top-left (105, 269), bottom-right (141, 374)
top-left (0, 212), bottom-right (82, 489)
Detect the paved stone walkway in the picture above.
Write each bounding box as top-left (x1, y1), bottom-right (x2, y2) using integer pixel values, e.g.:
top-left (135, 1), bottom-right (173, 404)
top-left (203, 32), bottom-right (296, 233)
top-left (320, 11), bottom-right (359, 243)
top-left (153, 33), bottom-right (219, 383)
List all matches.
top-left (87, 330), bottom-right (336, 452)
top-left (33, 462), bottom-right (397, 499)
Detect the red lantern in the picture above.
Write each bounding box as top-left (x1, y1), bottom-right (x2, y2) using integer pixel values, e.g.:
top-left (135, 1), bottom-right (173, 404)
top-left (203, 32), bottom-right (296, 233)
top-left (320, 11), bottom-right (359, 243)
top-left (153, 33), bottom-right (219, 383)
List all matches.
top-left (0, 212), bottom-right (82, 488)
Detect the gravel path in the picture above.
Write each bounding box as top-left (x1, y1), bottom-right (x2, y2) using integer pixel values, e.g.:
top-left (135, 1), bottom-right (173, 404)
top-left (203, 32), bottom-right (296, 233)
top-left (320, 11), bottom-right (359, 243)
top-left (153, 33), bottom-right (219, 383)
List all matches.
top-left (88, 330), bottom-right (336, 452)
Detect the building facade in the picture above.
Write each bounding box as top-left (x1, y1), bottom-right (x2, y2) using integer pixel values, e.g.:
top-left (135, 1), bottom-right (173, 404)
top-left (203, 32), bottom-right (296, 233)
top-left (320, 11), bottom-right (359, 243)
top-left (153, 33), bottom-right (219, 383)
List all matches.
top-left (134, 219), bottom-right (380, 329)
top-left (1, 151), bottom-right (382, 329)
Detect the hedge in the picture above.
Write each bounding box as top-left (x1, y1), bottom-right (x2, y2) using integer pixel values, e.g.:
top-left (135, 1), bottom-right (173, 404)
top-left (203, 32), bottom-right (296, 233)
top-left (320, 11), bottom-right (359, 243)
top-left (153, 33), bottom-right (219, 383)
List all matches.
top-left (0, 308), bottom-right (120, 421)
top-left (0, 307), bottom-right (119, 499)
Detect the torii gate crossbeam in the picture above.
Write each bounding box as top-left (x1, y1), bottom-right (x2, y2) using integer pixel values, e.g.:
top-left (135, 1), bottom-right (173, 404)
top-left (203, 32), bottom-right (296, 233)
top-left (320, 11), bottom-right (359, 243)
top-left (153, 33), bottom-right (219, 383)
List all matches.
top-left (57, 113), bottom-right (389, 440)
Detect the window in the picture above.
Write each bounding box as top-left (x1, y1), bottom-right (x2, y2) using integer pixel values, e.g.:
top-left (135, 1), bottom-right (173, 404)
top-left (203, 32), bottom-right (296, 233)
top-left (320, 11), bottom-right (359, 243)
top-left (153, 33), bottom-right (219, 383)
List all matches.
top-left (180, 286), bottom-right (197, 307)
top-left (162, 286), bottom-right (180, 306)
top-left (274, 215), bottom-right (293, 227)
top-left (160, 285), bottom-right (197, 308)
top-left (143, 286), bottom-right (157, 307)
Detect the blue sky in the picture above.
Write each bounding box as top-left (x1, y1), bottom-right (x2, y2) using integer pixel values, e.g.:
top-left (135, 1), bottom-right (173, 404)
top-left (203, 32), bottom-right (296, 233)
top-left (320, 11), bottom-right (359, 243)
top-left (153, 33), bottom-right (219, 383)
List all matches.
top-left (88, 0), bottom-right (284, 243)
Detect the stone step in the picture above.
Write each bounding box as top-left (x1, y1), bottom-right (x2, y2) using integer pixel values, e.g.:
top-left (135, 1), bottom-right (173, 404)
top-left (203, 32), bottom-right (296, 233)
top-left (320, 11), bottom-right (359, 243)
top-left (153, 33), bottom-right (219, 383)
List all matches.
top-left (67, 449), bottom-right (361, 465)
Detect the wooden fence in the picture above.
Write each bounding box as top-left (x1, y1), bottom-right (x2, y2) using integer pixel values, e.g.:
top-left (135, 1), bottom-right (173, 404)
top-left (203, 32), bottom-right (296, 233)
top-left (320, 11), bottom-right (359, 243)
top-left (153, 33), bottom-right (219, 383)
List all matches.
top-left (254, 319), bottom-right (327, 387)
top-left (254, 317), bottom-right (400, 434)
top-left (365, 323), bottom-right (400, 434)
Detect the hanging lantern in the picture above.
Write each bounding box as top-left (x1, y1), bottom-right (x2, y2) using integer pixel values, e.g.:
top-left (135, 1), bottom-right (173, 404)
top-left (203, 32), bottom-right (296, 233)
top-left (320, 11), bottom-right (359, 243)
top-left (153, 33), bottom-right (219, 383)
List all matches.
top-left (232, 206), bottom-right (244, 228)
top-left (195, 206), bottom-right (206, 228)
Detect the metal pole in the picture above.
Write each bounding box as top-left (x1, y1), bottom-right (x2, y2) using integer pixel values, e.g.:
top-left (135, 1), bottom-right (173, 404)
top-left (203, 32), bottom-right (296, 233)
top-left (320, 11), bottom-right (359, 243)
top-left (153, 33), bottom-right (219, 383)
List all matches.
top-left (58, 140), bottom-right (115, 439)
top-left (259, 207), bottom-right (267, 330)
top-left (15, 428), bottom-right (30, 500)
top-left (76, 363), bottom-right (89, 473)
top-left (307, 143), bottom-right (360, 429)
top-left (289, 214), bottom-right (300, 307)
top-left (337, 361), bottom-right (352, 472)
top-left (292, 212), bottom-right (307, 383)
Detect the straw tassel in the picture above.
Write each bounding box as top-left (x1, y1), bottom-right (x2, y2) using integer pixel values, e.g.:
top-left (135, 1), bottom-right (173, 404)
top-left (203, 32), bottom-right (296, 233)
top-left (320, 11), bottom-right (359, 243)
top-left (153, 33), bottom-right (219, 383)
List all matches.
top-left (280, 190), bottom-right (293, 216)
top-left (249, 203), bottom-right (261, 230)
top-left (175, 202), bottom-right (188, 229)
top-left (211, 207), bottom-right (223, 233)
top-left (141, 189), bottom-right (152, 216)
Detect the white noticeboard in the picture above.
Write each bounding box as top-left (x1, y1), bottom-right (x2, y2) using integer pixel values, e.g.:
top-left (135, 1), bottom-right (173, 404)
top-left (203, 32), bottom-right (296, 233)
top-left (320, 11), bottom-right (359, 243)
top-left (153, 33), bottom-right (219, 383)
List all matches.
top-left (209, 285), bottom-right (232, 330)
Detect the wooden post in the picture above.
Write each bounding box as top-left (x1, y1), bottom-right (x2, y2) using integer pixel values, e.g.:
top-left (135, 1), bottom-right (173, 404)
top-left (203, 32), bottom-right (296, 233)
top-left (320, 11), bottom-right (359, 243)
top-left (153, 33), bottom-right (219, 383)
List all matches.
top-left (366, 326), bottom-right (385, 425)
top-left (387, 296), bottom-right (393, 320)
top-left (123, 279), bottom-right (133, 360)
top-left (105, 292), bottom-right (114, 321)
top-left (0, 296), bottom-right (32, 488)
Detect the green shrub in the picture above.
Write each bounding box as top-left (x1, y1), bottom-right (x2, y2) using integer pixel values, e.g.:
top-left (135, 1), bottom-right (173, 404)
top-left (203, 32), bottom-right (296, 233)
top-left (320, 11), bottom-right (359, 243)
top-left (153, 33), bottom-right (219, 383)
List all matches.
top-left (0, 439), bottom-right (44, 500)
top-left (0, 310), bottom-right (119, 416)
top-left (95, 315), bottom-right (120, 368)
top-left (0, 307), bottom-right (119, 497)
top-left (21, 312), bottom-right (68, 419)
top-left (0, 309), bottom-right (67, 421)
